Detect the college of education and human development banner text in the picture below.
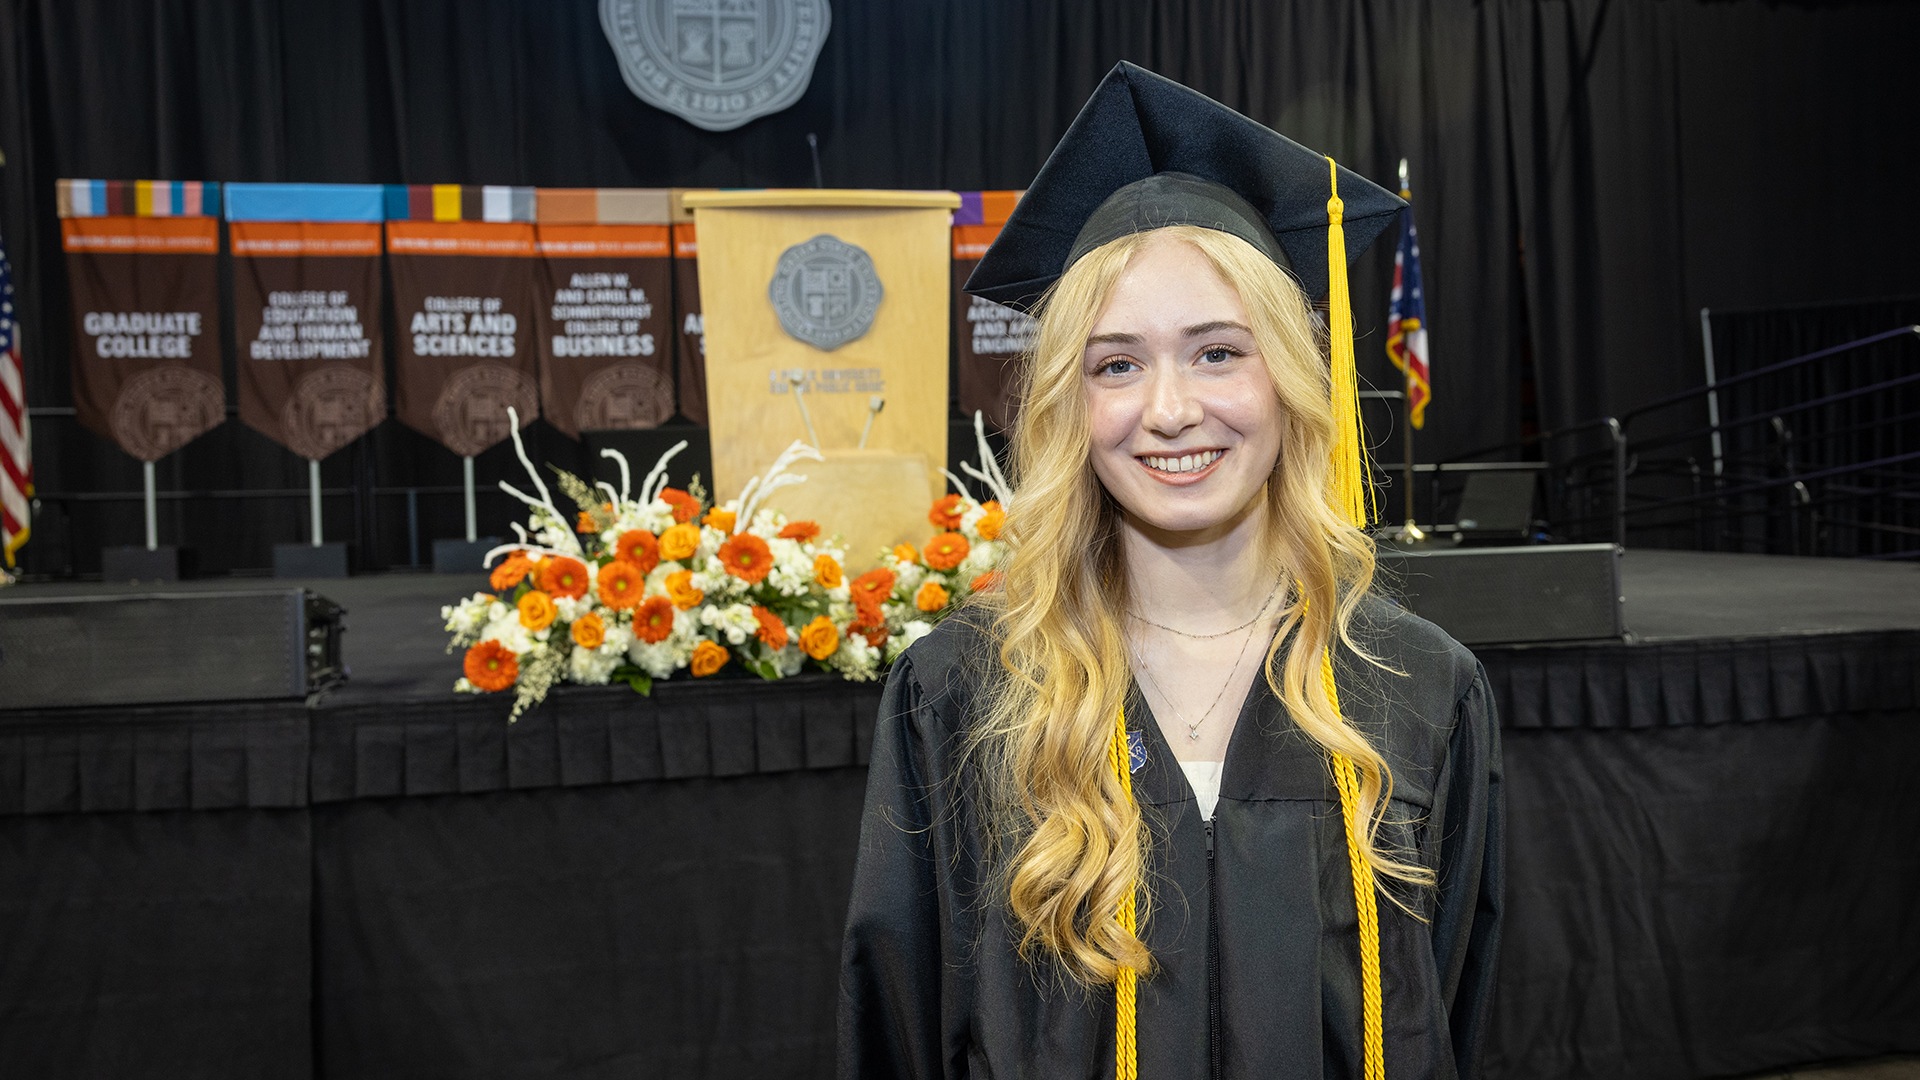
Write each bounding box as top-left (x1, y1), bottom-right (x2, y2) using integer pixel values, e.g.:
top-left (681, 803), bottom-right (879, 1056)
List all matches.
top-left (225, 183), bottom-right (387, 460)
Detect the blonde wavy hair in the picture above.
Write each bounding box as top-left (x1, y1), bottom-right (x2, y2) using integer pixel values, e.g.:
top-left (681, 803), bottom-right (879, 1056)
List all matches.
top-left (968, 224), bottom-right (1432, 986)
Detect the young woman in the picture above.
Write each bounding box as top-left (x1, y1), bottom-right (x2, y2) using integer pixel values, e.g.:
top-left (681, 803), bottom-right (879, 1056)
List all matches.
top-left (839, 64), bottom-right (1502, 1080)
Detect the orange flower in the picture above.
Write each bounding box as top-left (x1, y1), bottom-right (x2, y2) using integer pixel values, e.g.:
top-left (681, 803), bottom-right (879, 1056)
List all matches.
top-left (751, 605), bottom-right (789, 651)
top-left (659, 487), bottom-right (700, 523)
top-left (536, 556), bottom-right (590, 599)
top-left (928, 493), bottom-right (965, 530)
top-left (976, 500), bottom-right (1005, 540)
top-left (970, 570), bottom-right (1003, 593)
top-left (892, 543), bottom-right (918, 564)
top-left (690, 639), bottom-right (729, 677)
top-left (813, 553), bottom-right (843, 588)
top-left (517, 590), bottom-right (558, 631)
top-left (851, 595), bottom-right (885, 630)
top-left (616, 530), bottom-right (661, 574)
top-left (717, 533), bottom-right (773, 583)
top-left (596, 559), bottom-right (646, 609)
top-left (704, 507), bottom-right (736, 533)
top-left (658, 523), bottom-right (701, 561)
top-left (464, 640), bottom-right (519, 691)
top-left (850, 567), bottom-right (896, 605)
top-left (915, 580), bottom-right (950, 612)
top-left (571, 611), bottom-right (606, 650)
top-left (923, 531), bottom-right (971, 571)
top-left (634, 596), bottom-right (676, 644)
top-left (665, 569), bottom-right (705, 610)
top-left (577, 510), bottom-right (598, 533)
top-left (799, 615), bottom-right (840, 660)
top-left (777, 519), bottom-right (821, 541)
top-left (489, 551), bottom-right (534, 591)
top-left (859, 622), bottom-right (889, 649)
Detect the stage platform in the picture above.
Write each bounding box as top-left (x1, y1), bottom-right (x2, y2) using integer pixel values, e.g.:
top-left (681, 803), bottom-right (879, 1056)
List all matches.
top-left (2, 550), bottom-right (1916, 1080)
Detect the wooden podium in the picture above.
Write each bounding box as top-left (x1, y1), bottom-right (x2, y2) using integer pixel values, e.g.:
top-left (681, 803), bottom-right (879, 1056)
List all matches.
top-left (682, 189), bottom-right (960, 563)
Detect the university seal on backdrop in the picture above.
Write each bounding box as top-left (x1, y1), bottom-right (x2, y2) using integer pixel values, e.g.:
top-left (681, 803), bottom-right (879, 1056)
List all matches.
top-left (110, 365), bottom-right (225, 461)
top-left (599, 0), bottom-right (831, 133)
top-left (282, 366), bottom-right (387, 461)
top-left (769, 235), bottom-right (882, 351)
top-left (431, 363), bottom-right (538, 457)
top-left (575, 364), bottom-right (674, 432)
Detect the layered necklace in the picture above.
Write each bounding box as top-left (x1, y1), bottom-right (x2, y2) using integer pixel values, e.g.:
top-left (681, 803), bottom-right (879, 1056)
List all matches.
top-left (1127, 586), bottom-right (1280, 742)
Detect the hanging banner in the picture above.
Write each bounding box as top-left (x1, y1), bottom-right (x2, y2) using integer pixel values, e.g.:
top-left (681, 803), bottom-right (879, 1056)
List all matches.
top-left (671, 218), bottom-right (707, 424)
top-left (58, 179), bottom-right (225, 462)
top-left (226, 183), bottom-right (386, 461)
top-left (532, 188), bottom-right (675, 438)
top-left (386, 185), bottom-right (540, 457)
top-left (952, 190), bottom-right (1035, 431)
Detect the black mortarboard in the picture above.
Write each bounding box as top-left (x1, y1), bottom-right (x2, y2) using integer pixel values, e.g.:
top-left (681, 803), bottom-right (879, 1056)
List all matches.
top-left (965, 61), bottom-right (1405, 312)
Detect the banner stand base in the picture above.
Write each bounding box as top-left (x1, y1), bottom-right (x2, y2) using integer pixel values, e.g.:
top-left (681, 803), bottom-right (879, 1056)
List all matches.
top-left (102, 545), bottom-right (182, 583)
top-left (433, 537), bottom-right (500, 575)
top-left (274, 542), bottom-right (349, 578)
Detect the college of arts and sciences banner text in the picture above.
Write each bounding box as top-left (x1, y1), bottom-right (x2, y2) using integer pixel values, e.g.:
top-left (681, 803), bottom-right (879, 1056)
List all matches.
top-left (61, 215), bottom-right (225, 462)
top-left (229, 220), bottom-right (385, 460)
top-left (951, 192), bottom-right (1034, 431)
top-left (533, 222), bottom-right (675, 438)
top-left (387, 221), bottom-right (540, 457)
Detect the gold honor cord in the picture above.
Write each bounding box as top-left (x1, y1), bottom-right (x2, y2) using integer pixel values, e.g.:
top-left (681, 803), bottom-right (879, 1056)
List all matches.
top-left (1110, 705), bottom-right (1140, 1080)
top-left (1104, 158), bottom-right (1388, 1080)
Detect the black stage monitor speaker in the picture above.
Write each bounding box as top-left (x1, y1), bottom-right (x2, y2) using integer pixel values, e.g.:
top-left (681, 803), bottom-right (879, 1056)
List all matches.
top-left (1377, 543), bottom-right (1624, 645)
top-left (1454, 471), bottom-right (1537, 544)
top-left (0, 589), bottom-right (344, 710)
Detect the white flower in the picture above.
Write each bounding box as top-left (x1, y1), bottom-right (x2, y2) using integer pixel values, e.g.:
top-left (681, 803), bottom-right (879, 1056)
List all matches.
top-left (889, 619), bottom-right (935, 660)
top-left (598, 622), bottom-right (634, 657)
top-left (958, 498), bottom-right (990, 536)
top-left (699, 602), bottom-right (759, 646)
top-left (453, 676), bottom-right (479, 694)
top-left (893, 559), bottom-right (927, 594)
top-left (441, 591), bottom-right (495, 644)
top-left (959, 539), bottom-right (1003, 581)
top-left (554, 594), bottom-right (595, 623)
top-left (827, 633), bottom-right (881, 681)
top-left (772, 643), bottom-right (805, 677)
top-left (568, 644), bottom-right (619, 684)
top-left (480, 611), bottom-right (534, 654)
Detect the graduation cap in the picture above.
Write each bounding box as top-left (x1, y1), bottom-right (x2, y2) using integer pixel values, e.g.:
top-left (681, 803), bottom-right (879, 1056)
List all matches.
top-left (967, 60), bottom-right (1403, 527)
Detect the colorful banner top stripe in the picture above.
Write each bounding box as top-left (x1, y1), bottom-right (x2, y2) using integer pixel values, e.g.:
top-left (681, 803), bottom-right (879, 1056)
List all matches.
top-left (382, 185), bottom-right (537, 223)
top-left (952, 190), bottom-right (1022, 227)
top-left (224, 183), bottom-right (385, 223)
top-left (57, 179), bottom-right (220, 219)
top-left (533, 188), bottom-right (672, 225)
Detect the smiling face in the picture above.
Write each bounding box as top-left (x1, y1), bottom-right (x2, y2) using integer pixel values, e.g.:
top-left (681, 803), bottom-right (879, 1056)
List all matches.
top-left (1082, 231), bottom-right (1286, 545)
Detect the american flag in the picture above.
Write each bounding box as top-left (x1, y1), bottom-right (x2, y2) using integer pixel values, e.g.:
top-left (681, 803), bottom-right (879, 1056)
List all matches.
top-left (1385, 199), bottom-right (1431, 429)
top-left (1, 234), bottom-right (29, 568)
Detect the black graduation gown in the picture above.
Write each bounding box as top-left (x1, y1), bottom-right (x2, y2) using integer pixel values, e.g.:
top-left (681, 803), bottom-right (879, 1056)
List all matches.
top-left (838, 596), bottom-right (1503, 1080)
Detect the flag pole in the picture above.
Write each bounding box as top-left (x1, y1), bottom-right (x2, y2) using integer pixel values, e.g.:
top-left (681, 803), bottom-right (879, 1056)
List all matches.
top-left (1392, 158), bottom-right (1425, 544)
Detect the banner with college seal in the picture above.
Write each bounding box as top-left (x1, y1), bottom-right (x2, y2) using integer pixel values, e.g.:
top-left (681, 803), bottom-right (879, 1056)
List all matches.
top-left (386, 185), bottom-right (540, 458)
top-left (225, 183), bottom-right (387, 461)
top-left (532, 188), bottom-right (675, 438)
top-left (952, 191), bottom-right (1034, 432)
top-left (57, 179), bottom-right (226, 462)
top-left (671, 217), bottom-right (708, 424)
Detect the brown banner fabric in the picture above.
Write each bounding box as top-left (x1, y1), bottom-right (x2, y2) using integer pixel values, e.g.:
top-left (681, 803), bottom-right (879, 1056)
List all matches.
top-left (62, 216), bottom-right (226, 461)
top-left (387, 221), bottom-right (540, 456)
top-left (230, 221), bottom-right (385, 460)
top-left (532, 225), bottom-right (675, 438)
top-left (951, 222), bottom-right (1036, 432)
top-left (672, 223), bottom-right (707, 425)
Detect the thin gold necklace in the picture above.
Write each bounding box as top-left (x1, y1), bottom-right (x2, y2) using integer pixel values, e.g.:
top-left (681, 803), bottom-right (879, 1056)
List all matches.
top-left (1130, 590), bottom-right (1277, 741)
top-left (1126, 583), bottom-right (1281, 640)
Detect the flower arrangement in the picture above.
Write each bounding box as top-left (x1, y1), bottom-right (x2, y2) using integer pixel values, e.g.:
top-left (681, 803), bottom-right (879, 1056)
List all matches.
top-left (863, 412), bottom-right (1014, 662)
top-left (442, 409), bottom-right (883, 719)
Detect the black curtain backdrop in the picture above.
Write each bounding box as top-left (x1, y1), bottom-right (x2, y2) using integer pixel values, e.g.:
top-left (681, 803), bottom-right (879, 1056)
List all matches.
top-left (3, 0), bottom-right (1919, 573)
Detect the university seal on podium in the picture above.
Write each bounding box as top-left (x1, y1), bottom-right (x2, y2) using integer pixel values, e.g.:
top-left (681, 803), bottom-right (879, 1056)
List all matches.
top-left (768, 235), bottom-right (882, 352)
top-left (599, 0), bottom-right (831, 133)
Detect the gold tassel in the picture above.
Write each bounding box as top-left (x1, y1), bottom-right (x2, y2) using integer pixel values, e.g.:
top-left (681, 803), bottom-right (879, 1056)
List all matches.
top-left (1325, 156), bottom-right (1375, 530)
